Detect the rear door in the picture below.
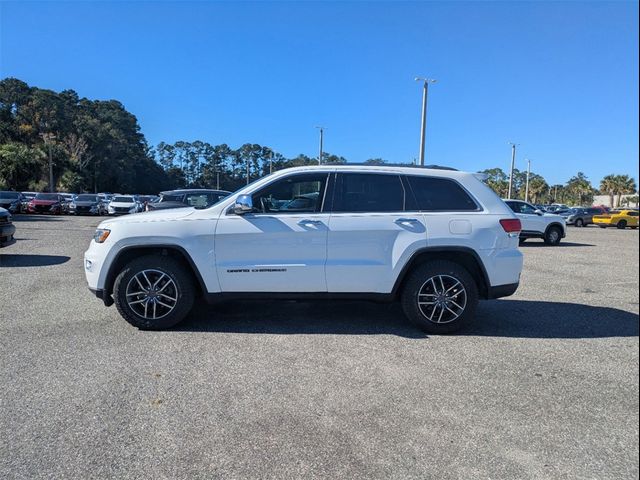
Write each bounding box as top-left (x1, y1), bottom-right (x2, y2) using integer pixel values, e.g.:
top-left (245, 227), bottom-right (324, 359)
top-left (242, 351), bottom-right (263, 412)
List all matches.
top-left (325, 172), bottom-right (427, 293)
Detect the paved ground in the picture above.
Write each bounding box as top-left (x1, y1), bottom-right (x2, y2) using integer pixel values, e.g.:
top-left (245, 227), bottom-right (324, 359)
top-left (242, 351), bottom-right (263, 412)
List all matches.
top-left (1, 215), bottom-right (638, 480)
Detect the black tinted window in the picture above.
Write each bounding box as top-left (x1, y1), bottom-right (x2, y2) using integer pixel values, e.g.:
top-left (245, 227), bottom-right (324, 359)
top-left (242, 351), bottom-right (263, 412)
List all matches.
top-left (333, 174), bottom-right (404, 212)
top-left (506, 201), bottom-right (521, 213)
top-left (407, 176), bottom-right (478, 211)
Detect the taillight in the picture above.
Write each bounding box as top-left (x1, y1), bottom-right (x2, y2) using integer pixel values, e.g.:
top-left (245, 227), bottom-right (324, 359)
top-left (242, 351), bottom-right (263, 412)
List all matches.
top-left (500, 219), bottom-right (522, 233)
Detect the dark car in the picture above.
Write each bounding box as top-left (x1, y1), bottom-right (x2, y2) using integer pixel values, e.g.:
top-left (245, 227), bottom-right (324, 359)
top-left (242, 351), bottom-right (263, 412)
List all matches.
top-left (0, 191), bottom-right (24, 214)
top-left (27, 193), bottom-right (65, 214)
top-left (0, 207), bottom-right (16, 247)
top-left (561, 207), bottom-right (606, 227)
top-left (69, 194), bottom-right (108, 215)
top-left (147, 189), bottom-right (231, 211)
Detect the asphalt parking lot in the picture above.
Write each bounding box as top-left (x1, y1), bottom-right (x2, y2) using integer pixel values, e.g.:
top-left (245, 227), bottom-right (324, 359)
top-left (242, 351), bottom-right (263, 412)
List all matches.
top-left (1, 215), bottom-right (638, 480)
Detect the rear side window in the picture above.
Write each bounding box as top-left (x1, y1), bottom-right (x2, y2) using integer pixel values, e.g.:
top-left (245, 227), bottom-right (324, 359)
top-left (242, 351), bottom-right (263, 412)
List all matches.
top-left (406, 176), bottom-right (478, 211)
top-left (333, 173), bottom-right (404, 212)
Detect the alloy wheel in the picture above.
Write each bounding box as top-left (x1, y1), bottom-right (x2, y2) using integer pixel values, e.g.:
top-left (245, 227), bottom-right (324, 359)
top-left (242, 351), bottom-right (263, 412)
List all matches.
top-left (416, 274), bottom-right (467, 324)
top-left (125, 269), bottom-right (179, 320)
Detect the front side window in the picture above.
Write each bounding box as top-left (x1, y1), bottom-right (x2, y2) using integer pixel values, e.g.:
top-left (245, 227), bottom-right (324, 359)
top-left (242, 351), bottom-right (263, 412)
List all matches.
top-left (333, 173), bottom-right (404, 212)
top-left (506, 201), bottom-right (522, 214)
top-left (252, 173), bottom-right (328, 213)
top-left (519, 203), bottom-right (538, 215)
top-left (405, 176), bottom-right (478, 211)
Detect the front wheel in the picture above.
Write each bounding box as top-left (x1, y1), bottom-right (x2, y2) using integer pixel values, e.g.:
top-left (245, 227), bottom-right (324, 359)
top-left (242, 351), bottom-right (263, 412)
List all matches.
top-left (544, 226), bottom-right (563, 245)
top-left (113, 255), bottom-right (195, 330)
top-left (575, 219), bottom-right (584, 227)
top-left (401, 260), bottom-right (479, 334)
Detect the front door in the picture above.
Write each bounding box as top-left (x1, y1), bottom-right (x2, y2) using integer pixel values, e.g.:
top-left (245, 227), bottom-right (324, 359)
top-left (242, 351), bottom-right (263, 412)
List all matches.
top-left (214, 172), bottom-right (330, 292)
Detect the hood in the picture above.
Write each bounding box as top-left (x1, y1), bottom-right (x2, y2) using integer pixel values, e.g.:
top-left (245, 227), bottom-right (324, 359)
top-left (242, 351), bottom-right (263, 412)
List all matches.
top-left (0, 207), bottom-right (9, 216)
top-left (109, 201), bottom-right (136, 207)
top-left (31, 199), bottom-right (59, 205)
top-left (75, 200), bottom-right (100, 206)
top-left (98, 206), bottom-right (196, 227)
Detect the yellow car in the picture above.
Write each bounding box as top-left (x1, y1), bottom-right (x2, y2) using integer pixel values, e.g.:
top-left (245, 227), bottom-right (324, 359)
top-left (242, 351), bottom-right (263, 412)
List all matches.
top-left (592, 209), bottom-right (639, 229)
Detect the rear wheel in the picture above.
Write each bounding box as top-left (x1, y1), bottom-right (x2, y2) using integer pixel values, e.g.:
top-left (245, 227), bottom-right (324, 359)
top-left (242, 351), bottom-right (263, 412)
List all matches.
top-left (401, 260), bottom-right (478, 334)
top-left (617, 220), bottom-right (627, 230)
top-left (544, 226), bottom-right (562, 245)
top-left (575, 218), bottom-right (584, 227)
top-left (113, 255), bottom-right (195, 330)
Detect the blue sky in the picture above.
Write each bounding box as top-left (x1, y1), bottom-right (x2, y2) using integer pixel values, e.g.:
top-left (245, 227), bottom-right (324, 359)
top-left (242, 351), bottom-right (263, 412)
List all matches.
top-left (1, 1), bottom-right (638, 186)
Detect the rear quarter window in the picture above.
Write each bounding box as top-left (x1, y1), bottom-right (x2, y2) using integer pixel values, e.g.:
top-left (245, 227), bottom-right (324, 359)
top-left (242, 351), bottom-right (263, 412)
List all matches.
top-left (406, 176), bottom-right (479, 211)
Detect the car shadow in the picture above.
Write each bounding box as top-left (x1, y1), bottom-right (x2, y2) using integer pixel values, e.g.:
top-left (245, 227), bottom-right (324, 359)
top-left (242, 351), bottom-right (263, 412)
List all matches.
top-left (520, 241), bottom-right (595, 247)
top-left (175, 299), bottom-right (638, 339)
top-left (12, 215), bottom-right (64, 222)
top-left (0, 254), bottom-right (71, 267)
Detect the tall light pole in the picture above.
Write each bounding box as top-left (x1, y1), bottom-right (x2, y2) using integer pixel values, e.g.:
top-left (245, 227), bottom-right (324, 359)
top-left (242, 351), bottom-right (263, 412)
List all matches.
top-left (40, 132), bottom-right (56, 192)
top-left (415, 77), bottom-right (437, 166)
top-left (315, 126), bottom-right (325, 165)
top-left (507, 142), bottom-right (518, 199)
top-left (524, 158), bottom-right (531, 203)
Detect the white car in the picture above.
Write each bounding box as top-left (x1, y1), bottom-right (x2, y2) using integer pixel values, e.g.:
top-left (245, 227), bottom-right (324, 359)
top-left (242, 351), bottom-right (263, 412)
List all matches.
top-left (504, 199), bottom-right (566, 245)
top-left (108, 195), bottom-right (141, 216)
top-left (85, 165), bottom-right (524, 333)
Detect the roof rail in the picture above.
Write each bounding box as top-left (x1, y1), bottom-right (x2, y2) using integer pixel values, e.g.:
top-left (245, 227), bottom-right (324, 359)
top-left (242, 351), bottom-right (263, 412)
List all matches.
top-left (339, 162), bottom-right (458, 171)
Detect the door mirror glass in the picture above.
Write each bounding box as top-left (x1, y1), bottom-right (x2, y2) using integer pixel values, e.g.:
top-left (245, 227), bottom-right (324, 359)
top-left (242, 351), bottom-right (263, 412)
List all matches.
top-left (233, 195), bottom-right (253, 215)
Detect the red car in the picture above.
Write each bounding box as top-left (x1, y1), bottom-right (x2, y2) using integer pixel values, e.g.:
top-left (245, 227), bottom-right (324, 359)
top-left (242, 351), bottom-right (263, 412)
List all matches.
top-left (27, 193), bottom-right (65, 214)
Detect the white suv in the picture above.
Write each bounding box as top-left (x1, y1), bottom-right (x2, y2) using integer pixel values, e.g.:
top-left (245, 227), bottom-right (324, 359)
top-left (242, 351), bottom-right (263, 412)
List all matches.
top-left (84, 165), bottom-right (524, 333)
top-left (504, 200), bottom-right (567, 245)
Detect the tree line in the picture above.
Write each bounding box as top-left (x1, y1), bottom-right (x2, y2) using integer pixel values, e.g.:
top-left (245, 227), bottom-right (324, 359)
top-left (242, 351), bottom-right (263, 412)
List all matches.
top-left (0, 77), bottom-right (637, 206)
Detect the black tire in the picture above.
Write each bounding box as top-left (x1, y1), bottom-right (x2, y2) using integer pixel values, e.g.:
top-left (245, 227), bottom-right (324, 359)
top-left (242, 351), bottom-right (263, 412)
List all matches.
top-left (575, 219), bottom-right (584, 227)
top-left (400, 260), bottom-right (479, 334)
top-left (599, 225), bottom-right (607, 229)
top-left (113, 255), bottom-right (195, 330)
top-left (544, 226), bottom-right (562, 245)
top-left (617, 220), bottom-right (627, 230)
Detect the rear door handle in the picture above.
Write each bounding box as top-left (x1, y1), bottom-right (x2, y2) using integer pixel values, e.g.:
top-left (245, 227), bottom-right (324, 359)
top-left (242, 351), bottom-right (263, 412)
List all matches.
top-left (395, 218), bottom-right (420, 224)
top-left (298, 219), bottom-right (323, 226)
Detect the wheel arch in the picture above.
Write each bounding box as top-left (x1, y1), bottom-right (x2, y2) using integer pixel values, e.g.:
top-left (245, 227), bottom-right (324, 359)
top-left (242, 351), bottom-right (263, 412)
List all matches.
top-left (104, 244), bottom-right (206, 298)
top-left (392, 247), bottom-right (490, 300)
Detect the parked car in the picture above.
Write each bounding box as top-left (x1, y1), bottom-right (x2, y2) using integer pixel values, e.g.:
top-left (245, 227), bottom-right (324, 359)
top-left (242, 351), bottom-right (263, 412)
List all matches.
top-left (27, 193), bottom-right (65, 214)
top-left (0, 207), bottom-right (16, 247)
top-left (20, 192), bottom-right (37, 213)
top-left (85, 165), bottom-right (524, 333)
top-left (561, 207), bottom-right (605, 227)
top-left (137, 195), bottom-right (159, 211)
top-left (69, 194), bottom-right (108, 216)
top-left (108, 195), bottom-right (142, 215)
top-left (504, 199), bottom-right (566, 245)
top-left (592, 209), bottom-right (639, 229)
top-left (0, 191), bottom-right (24, 214)
top-left (146, 189), bottom-right (231, 211)
top-left (59, 193), bottom-right (75, 214)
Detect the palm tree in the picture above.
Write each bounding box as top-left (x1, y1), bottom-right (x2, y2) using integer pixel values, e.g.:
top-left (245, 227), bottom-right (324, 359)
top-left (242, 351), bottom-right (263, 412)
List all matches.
top-left (608, 175), bottom-right (638, 207)
top-left (600, 175), bottom-right (618, 208)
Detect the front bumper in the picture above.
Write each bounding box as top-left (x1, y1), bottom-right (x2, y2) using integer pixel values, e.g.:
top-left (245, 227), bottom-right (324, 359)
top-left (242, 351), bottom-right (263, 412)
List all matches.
top-left (0, 222), bottom-right (16, 247)
top-left (89, 287), bottom-right (114, 306)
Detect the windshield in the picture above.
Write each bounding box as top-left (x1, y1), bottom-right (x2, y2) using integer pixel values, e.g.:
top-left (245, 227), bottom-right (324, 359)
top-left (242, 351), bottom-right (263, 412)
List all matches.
top-left (77, 195), bottom-right (98, 202)
top-left (113, 196), bottom-right (135, 203)
top-left (0, 191), bottom-right (20, 199)
top-left (34, 193), bottom-right (59, 201)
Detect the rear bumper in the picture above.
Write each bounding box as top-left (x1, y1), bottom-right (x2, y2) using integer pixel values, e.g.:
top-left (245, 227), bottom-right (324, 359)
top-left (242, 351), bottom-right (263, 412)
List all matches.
top-left (487, 282), bottom-right (519, 299)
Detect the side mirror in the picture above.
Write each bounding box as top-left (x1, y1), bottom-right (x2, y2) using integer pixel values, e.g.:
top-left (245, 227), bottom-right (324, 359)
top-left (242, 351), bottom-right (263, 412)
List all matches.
top-left (233, 194), bottom-right (253, 215)
top-left (534, 209), bottom-right (544, 216)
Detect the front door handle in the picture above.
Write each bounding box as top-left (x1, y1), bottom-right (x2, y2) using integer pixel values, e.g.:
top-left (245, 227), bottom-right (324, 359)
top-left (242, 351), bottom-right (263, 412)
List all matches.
top-left (298, 219), bottom-right (323, 226)
top-left (395, 218), bottom-right (420, 224)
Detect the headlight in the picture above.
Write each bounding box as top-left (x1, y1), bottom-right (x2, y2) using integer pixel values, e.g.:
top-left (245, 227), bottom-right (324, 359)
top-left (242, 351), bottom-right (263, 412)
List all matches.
top-left (94, 228), bottom-right (111, 243)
